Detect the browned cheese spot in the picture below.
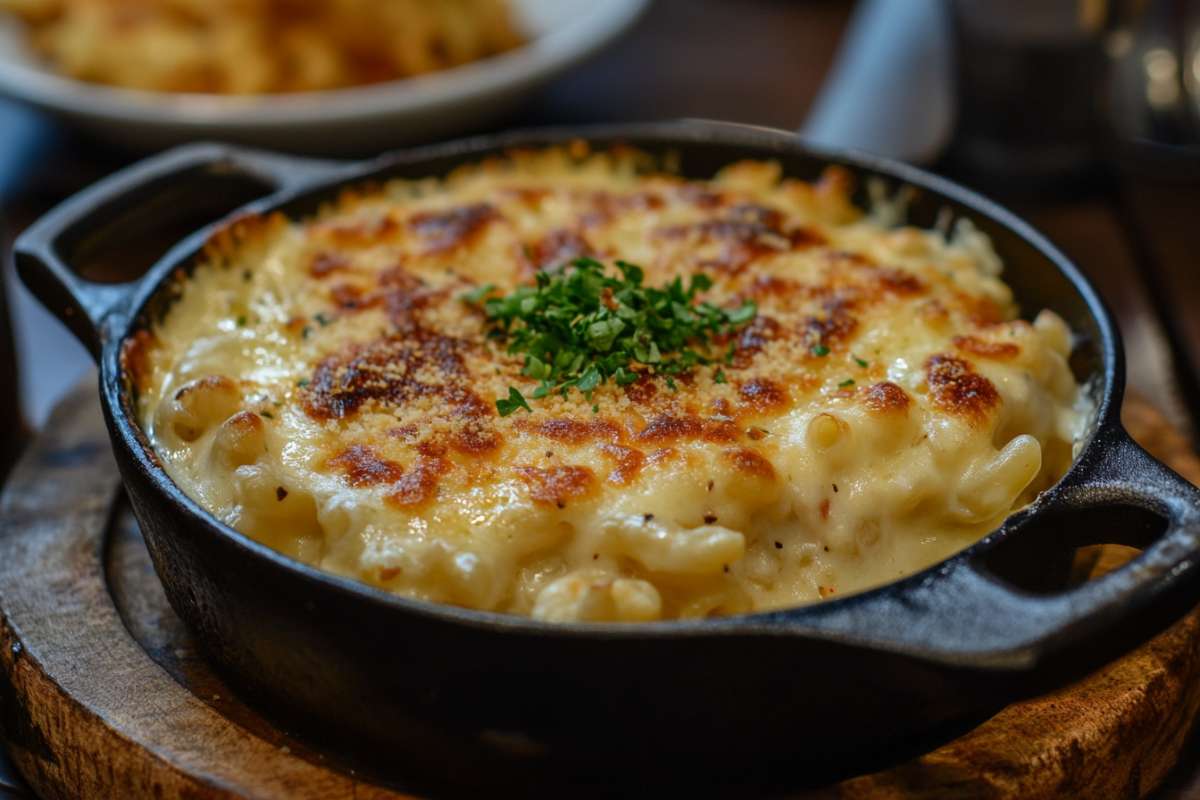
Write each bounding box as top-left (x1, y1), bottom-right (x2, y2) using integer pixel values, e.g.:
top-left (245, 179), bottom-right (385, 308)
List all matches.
top-left (529, 229), bottom-right (592, 271)
top-left (623, 375), bottom-right (658, 404)
top-left (173, 374), bottom-right (236, 401)
top-left (637, 414), bottom-right (741, 445)
top-left (661, 202), bottom-right (827, 274)
top-left (925, 355), bottom-right (1000, 421)
top-left (310, 251), bottom-right (351, 278)
top-left (953, 335), bottom-right (1021, 361)
top-left (724, 447), bottom-right (776, 480)
top-left (330, 282), bottom-right (377, 311)
top-left (728, 315), bottom-right (783, 367)
top-left (875, 266), bottom-right (924, 295)
top-left (451, 420), bottom-right (502, 456)
top-left (409, 203), bottom-right (498, 255)
top-left (801, 297), bottom-right (858, 354)
top-left (737, 378), bottom-right (789, 413)
top-left (387, 455), bottom-right (450, 508)
top-left (315, 215), bottom-right (399, 248)
top-left (677, 183), bottom-right (727, 209)
top-left (304, 332), bottom-right (490, 421)
top-left (224, 409), bottom-right (263, 434)
top-left (600, 444), bottom-right (647, 486)
top-left (327, 445), bottom-right (405, 487)
top-left (862, 381), bottom-right (911, 414)
top-left (516, 465), bottom-right (597, 507)
top-left (520, 417), bottom-right (623, 445)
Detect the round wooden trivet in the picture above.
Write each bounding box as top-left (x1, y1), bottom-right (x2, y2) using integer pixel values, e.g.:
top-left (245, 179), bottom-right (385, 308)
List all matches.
top-left (1, 379), bottom-right (1198, 800)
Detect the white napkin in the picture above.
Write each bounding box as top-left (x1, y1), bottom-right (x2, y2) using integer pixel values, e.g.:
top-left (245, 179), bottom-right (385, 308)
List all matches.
top-left (801, 0), bottom-right (953, 165)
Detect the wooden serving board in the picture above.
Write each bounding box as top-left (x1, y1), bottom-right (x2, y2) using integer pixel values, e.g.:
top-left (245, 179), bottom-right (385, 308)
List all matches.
top-left (1, 379), bottom-right (1199, 799)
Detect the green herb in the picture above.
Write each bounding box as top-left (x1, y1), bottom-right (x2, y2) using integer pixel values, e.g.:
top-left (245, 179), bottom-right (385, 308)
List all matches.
top-left (838, 378), bottom-right (855, 388)
top-left (592, 404), bottom-right (600, 414)
top-left (236, 315), bottom-right (247, 327)
top-left (496, 386), bottom-right (532, 417)
top-left (853, 356), bottom-right (869, 368)
top-left (314, 312), bottom-right (333, 327)
top-left (242, 270), bottom-right (252, 283)
top-left (472, 257), bottom-right (756, 407)
top-left (811, 344), bottom-right (830, 357)
top-left (260, 411), bottom-right (275, 419)
top-left (713, 368), bottom-right (727, 384)
top-left (297, 378), bottom-right (310, 388)
top-left (301, 326), bottom-right (313, 340)
top-left (460, 283), bottom-right (496, 305)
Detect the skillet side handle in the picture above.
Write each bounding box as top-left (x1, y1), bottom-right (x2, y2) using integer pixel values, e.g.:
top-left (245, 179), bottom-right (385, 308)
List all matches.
top-left (12, 142), bottom-right (345, 360)
top-left (789, 424), bottom-right (1200, 680)
top-left (992, 424), bottom-right (1200, 675)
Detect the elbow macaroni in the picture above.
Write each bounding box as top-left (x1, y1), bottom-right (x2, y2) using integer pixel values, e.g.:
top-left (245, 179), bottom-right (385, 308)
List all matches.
top-left (131, 147), bottom-right (1090, 622)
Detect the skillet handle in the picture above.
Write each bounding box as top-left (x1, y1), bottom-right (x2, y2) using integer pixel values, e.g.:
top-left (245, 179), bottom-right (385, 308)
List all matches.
top-left (792, 424), bottom-right (1200, 677)
top-left (13, 143), bottom-right (346, 359)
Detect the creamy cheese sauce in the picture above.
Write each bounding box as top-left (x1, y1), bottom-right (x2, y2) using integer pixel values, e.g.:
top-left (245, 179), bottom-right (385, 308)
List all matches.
top-left (132, 147), bottom-right (1089, 621)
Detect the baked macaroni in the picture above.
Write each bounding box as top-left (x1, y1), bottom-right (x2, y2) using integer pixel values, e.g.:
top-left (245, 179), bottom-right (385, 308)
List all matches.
top-left (2, 0), bottom-right (523, 94)
top-left (131, 146), bottom-right (1089, 621)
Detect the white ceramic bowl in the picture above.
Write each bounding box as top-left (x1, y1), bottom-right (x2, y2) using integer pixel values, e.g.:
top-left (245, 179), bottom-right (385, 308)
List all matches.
top-left (0, 0), bottom-right (649, 152)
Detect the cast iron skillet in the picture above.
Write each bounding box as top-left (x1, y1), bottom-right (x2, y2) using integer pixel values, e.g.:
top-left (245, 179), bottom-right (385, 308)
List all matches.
top-left (15, 121), bottom-right (1200, 794)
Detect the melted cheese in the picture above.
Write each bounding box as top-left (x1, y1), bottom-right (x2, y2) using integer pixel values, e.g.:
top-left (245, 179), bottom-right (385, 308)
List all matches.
top-left (133, 146), bottom-right (1089, 621)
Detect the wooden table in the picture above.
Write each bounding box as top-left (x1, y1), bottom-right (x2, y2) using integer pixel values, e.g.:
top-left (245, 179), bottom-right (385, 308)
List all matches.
top-left (2, 1), bottom-right (1198, 796)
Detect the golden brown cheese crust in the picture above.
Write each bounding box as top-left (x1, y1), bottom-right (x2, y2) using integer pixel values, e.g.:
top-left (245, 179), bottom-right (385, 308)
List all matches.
top-left (135, 145), bottom-right (1088, 621)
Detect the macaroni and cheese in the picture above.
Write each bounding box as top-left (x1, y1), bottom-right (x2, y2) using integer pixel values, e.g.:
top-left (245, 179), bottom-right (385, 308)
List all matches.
top-left (131, 146), bottom-right (1088, 622)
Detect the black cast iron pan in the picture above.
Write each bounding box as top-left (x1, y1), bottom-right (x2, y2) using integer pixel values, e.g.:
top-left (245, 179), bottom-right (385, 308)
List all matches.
top-left (14, 121), bottom-right (1200, 796)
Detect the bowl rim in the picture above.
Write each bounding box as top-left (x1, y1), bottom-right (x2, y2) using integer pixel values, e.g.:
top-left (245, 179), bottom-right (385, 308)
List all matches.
top-left (0, 0), bottom-right (650, 127)
top-left (96, 120), bottom-right (1124, 642)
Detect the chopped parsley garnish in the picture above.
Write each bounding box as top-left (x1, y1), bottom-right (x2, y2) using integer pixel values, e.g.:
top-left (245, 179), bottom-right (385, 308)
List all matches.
top-left (496, 386), bottom-right (532, 417)
top-left (236, 315), bottom-right (247, 327)
top-left (838, 378), bottom-right (856, 388)
top-left (713, 369), bottom-right (727, 384)
top-left (314, 312), bottom-right (333, 327)
top-left (461, 283), bottom-right (496, 304)
top-left (469, 257), bottom-right (756, 409)
top-left (853, 356), bottom-right (869, 368)
top-left (811, 344), bottom-right (830, 357)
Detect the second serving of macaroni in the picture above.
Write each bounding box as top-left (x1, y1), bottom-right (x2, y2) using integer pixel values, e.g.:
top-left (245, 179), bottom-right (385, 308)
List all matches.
top-left (130, 146), bottom-right (1089, 622)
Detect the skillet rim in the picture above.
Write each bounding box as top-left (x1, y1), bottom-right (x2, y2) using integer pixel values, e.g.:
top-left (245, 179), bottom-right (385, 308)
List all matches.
top-left (93, 120), bottom-right (1125, 641)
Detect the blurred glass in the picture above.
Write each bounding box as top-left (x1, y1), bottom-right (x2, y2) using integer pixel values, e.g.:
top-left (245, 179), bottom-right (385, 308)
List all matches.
top-left (1107, 0), bottom-right (1200, 175)
top-left (947, 0), bottom-right (1145, 184)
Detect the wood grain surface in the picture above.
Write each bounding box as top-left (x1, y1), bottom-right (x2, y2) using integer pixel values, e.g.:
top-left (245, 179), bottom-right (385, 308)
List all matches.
top-left (1, 384), bottom-right (1199, 799)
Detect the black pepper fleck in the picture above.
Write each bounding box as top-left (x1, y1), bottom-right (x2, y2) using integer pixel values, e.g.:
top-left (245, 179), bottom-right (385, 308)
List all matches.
top-left (774, 541), bottom-right (783, 549)
top-left (703, 513), bottom-right (718, 524)
top-left (832, 483), bottom-right (839, 493)
top-left (275, 487), bottom-right (288, 501)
